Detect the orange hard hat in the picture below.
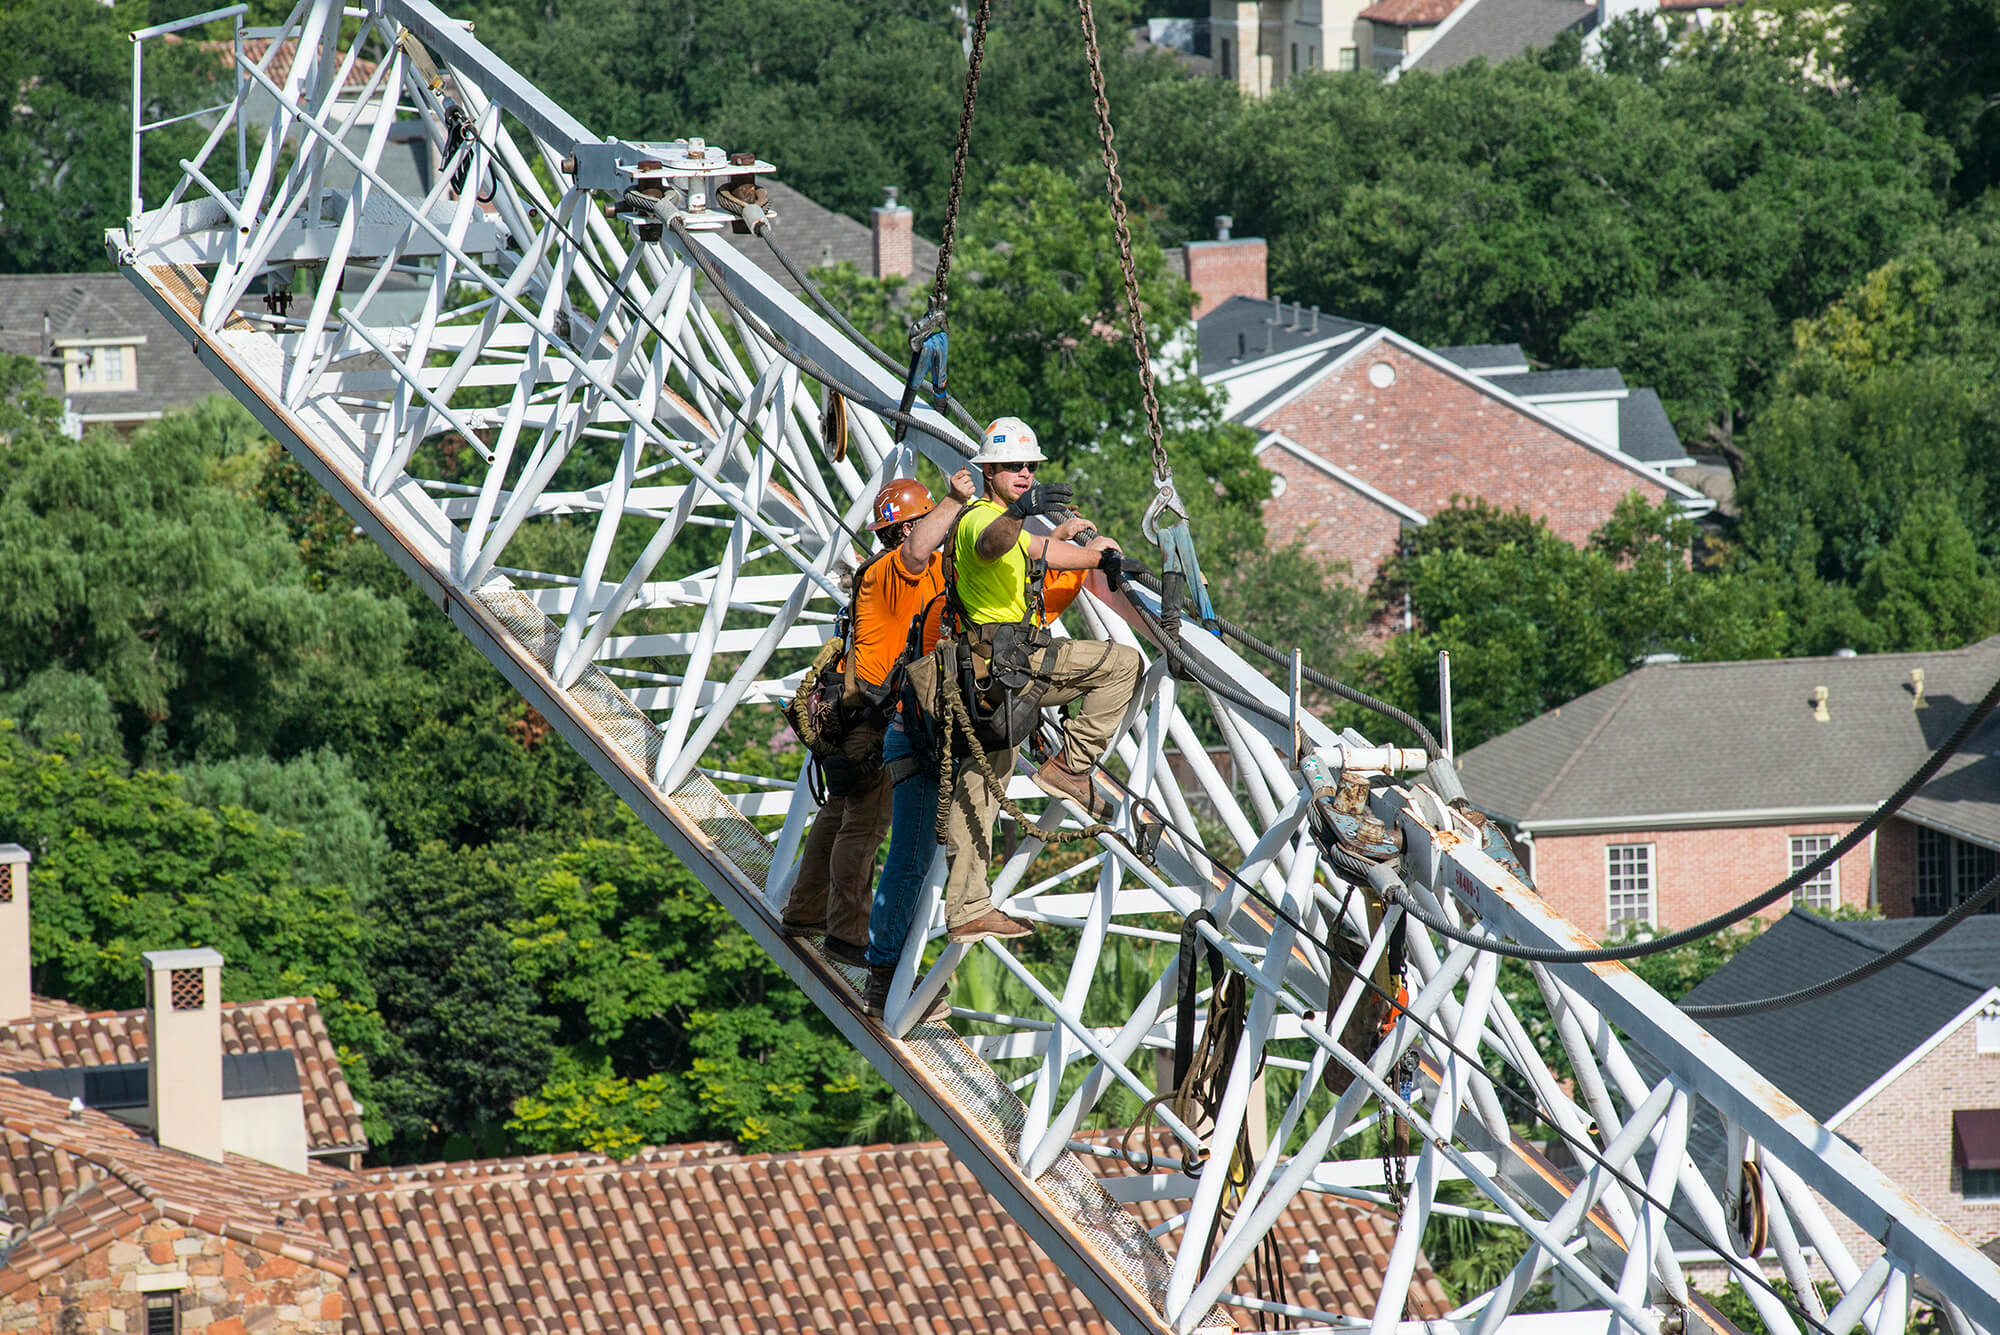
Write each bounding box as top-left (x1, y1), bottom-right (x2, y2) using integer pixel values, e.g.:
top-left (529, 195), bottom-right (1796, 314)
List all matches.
top-left (870, 478), bottom-right (936, 531)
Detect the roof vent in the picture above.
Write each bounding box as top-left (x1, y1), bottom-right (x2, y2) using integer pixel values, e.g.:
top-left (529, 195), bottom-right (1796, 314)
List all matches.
top-left (1214, 214), bottom-right (1233, 241)
top-left (1911, 667), bottom-right (1927, 710)
top-left (1812, 686), bottom-right (1830, 723)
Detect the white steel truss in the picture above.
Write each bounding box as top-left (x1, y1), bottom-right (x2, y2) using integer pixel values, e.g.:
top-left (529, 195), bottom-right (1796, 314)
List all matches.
top-left (109, 4), bottom-right (2000, 1333)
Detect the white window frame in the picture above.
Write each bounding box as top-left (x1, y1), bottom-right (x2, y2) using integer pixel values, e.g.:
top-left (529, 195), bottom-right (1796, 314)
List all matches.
top-left (1789, 833), bottom-right (1839, 911)
top-left (1605, 843), bottom-right (1656, 932)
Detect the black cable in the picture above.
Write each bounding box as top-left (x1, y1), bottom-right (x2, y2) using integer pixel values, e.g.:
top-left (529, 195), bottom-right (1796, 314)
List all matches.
top-left (488, 143), bottom-right (1829, 1333)
top-left (1089, 774), bottom-right (1840, 1335)
top-left (1682, 872), bottom-right (2000, 1018)
top-left (1380, 664), bottom-right (2000, 964)
top-left (761, 232), bottom-right (988, 440)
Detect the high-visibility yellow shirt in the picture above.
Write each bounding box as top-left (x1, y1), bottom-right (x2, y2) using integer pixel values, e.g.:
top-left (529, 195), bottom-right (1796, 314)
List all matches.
top-left (954, 499), bottom-right (1031, 625)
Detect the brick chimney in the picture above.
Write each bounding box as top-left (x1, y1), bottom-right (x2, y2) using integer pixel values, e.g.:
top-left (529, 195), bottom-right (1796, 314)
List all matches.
top-left (144, 948), bottom-right (225, 1162)
top-left (872, 186), bottom-right (913, 280)
top-left (1182, 215), bottom-right (1267, 319)
top-left (0, 845), bottom-right (29, 1023)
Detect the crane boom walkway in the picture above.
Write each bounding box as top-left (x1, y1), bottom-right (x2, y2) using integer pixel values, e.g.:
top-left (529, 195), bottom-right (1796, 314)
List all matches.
top-left (108, 5), bottom-right (2000, 1333)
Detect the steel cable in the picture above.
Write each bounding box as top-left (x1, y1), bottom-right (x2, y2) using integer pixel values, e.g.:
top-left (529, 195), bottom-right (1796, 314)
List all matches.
top-left (1378, 663), bottom-right (2000, 964)
top-left (1681, 872), bottom-right (2000, 1018)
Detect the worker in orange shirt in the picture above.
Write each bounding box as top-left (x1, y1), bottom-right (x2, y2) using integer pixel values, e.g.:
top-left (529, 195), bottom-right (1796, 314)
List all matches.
top-left (783, 468), bottom-right (977, 966)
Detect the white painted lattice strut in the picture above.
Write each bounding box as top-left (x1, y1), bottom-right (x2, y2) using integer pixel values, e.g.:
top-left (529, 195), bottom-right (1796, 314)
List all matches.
top-left (111, 4), bottom-right (2000, 1332)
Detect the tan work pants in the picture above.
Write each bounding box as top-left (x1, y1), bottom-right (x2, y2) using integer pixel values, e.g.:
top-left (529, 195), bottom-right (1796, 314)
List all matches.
top-left (942, 637), bottom-right (1143, 929)
top-left (788, 722), bottom-right (891, 946)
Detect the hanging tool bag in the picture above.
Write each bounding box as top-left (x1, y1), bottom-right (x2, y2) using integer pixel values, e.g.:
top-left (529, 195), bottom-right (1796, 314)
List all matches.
top-left (958, 623), bottom-right (1052, 752)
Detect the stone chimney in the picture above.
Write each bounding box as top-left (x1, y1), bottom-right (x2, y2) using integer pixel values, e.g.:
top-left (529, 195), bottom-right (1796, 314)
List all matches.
top-left (872, 186), bottom-right (913, 280)
top-left (0, 845), bottom-right (29, 1023)
top-left (1182, 215), bottom-right (1268, 319)
top-left (144, 948), bottom-right (225, 1163)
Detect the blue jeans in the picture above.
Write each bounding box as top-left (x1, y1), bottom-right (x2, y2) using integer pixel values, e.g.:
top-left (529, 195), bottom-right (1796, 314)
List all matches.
top-left (865, 719), bottom-right (942, 969)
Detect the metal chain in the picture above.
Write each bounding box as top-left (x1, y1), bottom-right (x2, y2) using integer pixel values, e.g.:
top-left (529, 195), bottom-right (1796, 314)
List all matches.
top-left (1075, 0), bottom-right (1170, 485)
top-left (927, 0), bottom-right (994, 315)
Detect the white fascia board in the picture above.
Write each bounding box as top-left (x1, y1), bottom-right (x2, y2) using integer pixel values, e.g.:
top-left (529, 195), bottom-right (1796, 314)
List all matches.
top-left (1518, 805), bottom-right (1877, 836)
top-left (1516, 388), bottom-right (1631, 404)
top-left (54, 334), bottom-right (149, 347)
top-left (1826, 987), bottom-right (2000, 1130)
top-left (1236, 325), bottom-right (1388, 423)
top-left (1254, 431), bottom-right (1429, 527)
top-left (1372, 329), bottom-right (1713, 507)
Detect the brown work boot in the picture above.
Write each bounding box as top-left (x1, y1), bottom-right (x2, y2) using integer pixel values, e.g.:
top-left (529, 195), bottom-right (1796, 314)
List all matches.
top-left (1032, 752), bottom-right (1115, 821)
top-left (823, 935), bottom-right (870, 968)
top-left (779, 916), bottom-right (824, 938)
top-left (947, 906), bottom-right (1035, 944)
top-left (863, 967), bottom-right (952, 1024)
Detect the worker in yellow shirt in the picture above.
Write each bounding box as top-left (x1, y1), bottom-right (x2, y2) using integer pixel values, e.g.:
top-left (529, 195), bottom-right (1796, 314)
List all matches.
top-left (937, 416), bottom-right (1146, 944)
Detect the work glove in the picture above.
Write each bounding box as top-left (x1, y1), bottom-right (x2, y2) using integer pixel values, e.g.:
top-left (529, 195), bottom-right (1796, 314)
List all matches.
top-left (1003, 481), bottom-right (1074, 520)
top-left (1097, 549), bottom-right (1151, 592)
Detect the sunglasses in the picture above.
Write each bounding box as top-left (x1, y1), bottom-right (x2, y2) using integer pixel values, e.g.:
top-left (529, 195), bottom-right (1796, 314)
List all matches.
top-left (994, 461), bottom-right (1038, 475)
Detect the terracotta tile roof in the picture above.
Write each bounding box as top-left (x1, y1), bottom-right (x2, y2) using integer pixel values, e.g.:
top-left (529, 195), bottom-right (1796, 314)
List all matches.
top-left (190, 35), bottom-right (382, 91)
top-left (302, 1138), bottom-right (1445, 1334)
top-left (0, 997), bottom-right (367, 1154)
top-left (1359, 0), bottom-right (1465, 24)
top-left (0, 1079), bottom-right (348, 1297)
top-left (24, 997), bottom-right (84, 1024)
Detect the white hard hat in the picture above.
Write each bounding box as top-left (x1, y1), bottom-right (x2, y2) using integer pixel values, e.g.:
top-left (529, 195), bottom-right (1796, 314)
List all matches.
top-left (971, 416), bottom-right (1047, 466)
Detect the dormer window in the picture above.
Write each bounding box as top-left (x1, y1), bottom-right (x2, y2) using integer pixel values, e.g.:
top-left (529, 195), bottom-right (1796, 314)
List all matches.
top-left (58, 337), bottom-right (143, 393)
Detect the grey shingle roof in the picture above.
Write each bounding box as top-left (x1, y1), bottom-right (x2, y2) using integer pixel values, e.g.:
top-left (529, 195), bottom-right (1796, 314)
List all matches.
top-left (1679, 911), bottom-right (1997, 1121)
top-left (1407, 0), bottom-right (1595, 70)
top-left (1436, 343), bottom-right (1529, 371)
top-left (1457, 637), bottom-right (2000, 834)
top-left (718, 181), bottom-right (939, 296)
top-left (1197, 294), bottom-right (1369, 376)
top-left (1485, 367), bottom-right (1626, 397)
top-left (1637, 911), bottom-right (2000, 1255)
top-left (1616, 387), bottom-right (1689, 465)
top-left (0, 272), bottom-right (226, 420)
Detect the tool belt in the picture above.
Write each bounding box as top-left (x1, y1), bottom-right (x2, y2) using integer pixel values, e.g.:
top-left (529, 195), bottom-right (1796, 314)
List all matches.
top-left (783, 638), bottom-right (890, 797)
top-left (956, 621), bottom-right (1052, 753)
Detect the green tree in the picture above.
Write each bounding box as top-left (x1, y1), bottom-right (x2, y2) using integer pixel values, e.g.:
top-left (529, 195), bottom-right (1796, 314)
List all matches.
top-left (1148, 29), bottom-right (1948, 442)
top-left (0, 0), bottom-right (218, 272)
top-left (0, 374), bottom-right (410, 765)
top-left (0, 724), bottom-right (393, 1142)
top-left (1842, 0), bottom-right (2000, 202)
top-left (1357, 497), bottom-right (1790, 750)
top-left (179, 747), bottom-right (391, 902)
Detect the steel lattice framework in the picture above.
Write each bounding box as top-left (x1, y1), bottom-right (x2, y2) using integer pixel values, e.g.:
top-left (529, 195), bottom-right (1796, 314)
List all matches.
top-left (108, 3), bottom-right (2000, 1332)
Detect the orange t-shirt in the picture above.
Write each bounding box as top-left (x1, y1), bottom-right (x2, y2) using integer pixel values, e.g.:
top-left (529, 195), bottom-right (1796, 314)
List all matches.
top-left (846, 549), bottom-right (946, 688)
top-left (1041, 566), bottom-right (1089, 620)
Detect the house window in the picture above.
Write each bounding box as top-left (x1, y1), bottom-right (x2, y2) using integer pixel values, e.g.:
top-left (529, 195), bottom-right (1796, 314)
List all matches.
top-left (1955, 1108), bottom-right (2000, 1198)
top-left (1339, 46), bottom-right (1359, 70)
top-left (1291, 42), bottom-right (1299, 75)
top-left (1916, 827), bottom-right (2000, 916)
top-left (1789, 834), bottom-right (1838, 911)
top-left (1220, 37), bottom-right (1232, 78)
top-left (63, 341), bottom-right (141, 394)
top-left (1308, 45), bottom-right (1317, 68)
top-left (145, 1294), bottom-right (179, 1335)
top-left (1606, 844), bottom-right (1655, 931)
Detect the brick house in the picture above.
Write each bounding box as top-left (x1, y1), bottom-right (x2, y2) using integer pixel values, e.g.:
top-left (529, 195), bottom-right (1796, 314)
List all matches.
top-left (1455, 638), bottom-right (2000, 936)
top-left (0, 847), bottom-right (1443, 1332)
top-left (1668, 912), bottom-right (2000, 1281)
top-left (1183, 249), bottom-right (1711, 594)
